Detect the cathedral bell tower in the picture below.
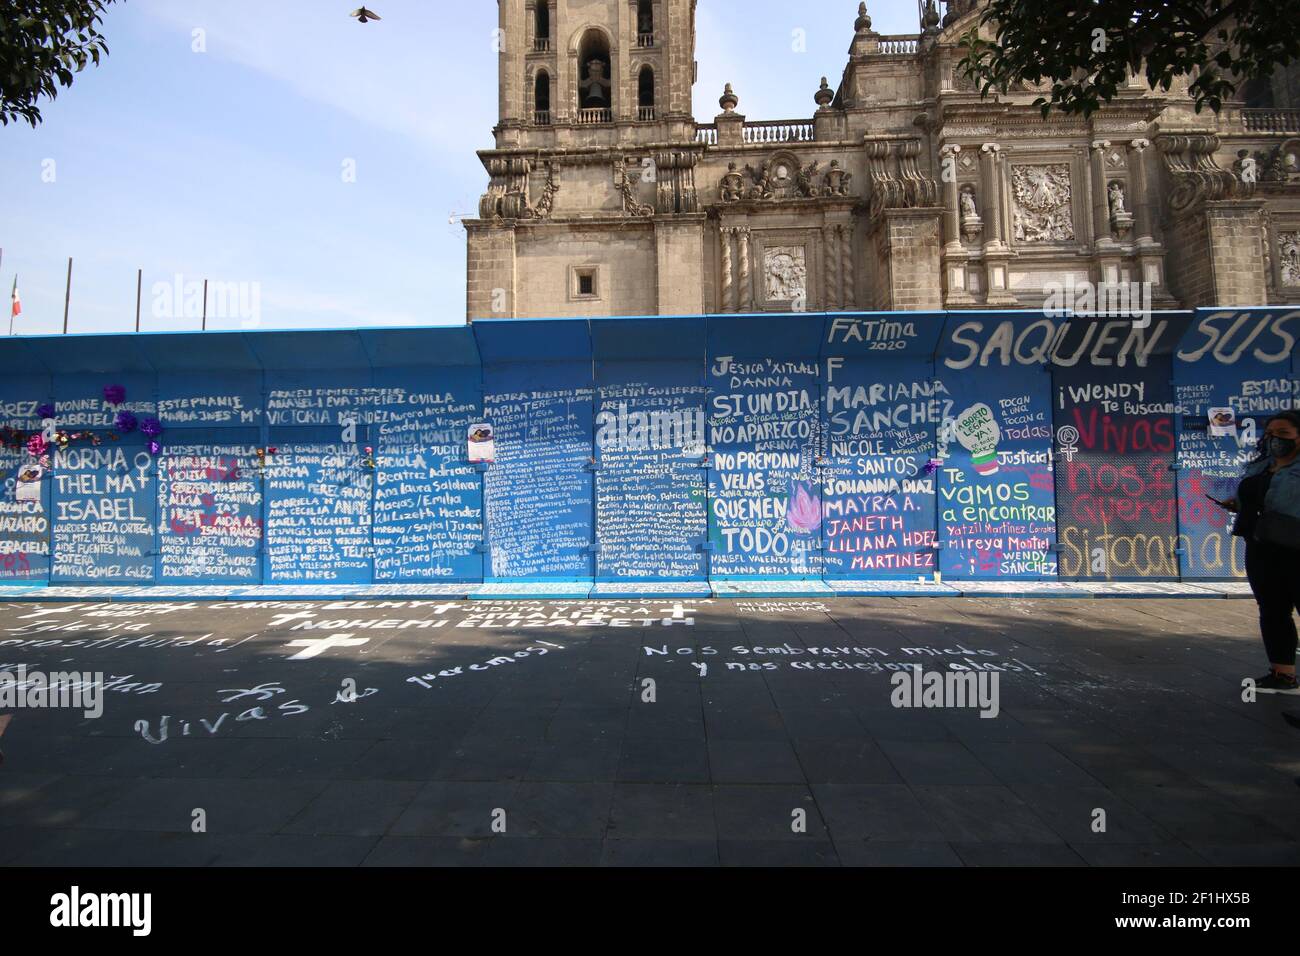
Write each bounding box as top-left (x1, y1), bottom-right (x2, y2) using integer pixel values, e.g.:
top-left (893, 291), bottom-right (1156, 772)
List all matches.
top-left (493, 0), bottom-right (699, 148)
top-left (465, 1), bottom-right (707, 322)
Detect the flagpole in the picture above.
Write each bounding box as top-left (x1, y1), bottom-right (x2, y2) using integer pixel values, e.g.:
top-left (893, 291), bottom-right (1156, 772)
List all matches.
top-left (1, 247), bottom-right (8, 337)
top-left (135, 269), bottom-right (142, 332)
top-left (202, 278), bottom-right (208, 330)
top-left (62, 257), bottom-right (73, 334)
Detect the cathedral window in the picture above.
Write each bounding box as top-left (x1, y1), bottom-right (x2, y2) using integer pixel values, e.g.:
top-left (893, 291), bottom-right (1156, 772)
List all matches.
top-left (637, 1), bottom-right (655, 46)
top-left (577, 30), bottom-right (613, 121)
top-left (534, 71), bottom-right (551, 125)
top-left (533, 3), bottom-right (551, 51)
top-left (637, 65), bottom-right (656, 121)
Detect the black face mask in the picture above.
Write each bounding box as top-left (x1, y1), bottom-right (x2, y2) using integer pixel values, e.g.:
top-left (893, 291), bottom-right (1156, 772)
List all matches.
top-left (1266, 436), bottom-right (1298, 459)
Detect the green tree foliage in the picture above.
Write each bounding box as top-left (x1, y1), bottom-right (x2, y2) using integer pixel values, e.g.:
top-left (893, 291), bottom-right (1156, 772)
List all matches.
top-left (957, 0), bottom-right (1300, 117)
top-left (1, 0), bottom-right (120, 127)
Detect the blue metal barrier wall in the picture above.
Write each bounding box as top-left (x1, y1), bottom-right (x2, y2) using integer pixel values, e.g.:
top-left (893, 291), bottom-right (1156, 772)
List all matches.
top-left (0, 309), bottom-right (1295, 589)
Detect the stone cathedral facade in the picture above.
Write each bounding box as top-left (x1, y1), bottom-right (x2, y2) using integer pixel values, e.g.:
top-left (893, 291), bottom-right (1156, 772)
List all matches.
top-left (464, 0), bottom-right (1300, 320)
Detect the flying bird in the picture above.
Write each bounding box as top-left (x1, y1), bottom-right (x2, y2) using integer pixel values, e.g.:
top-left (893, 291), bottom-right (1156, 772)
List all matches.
top-left (350, 7), bottom-right (382, 23)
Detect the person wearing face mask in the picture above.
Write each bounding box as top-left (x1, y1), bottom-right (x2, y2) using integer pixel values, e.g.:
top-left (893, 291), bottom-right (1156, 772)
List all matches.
top-left (1219, 410), bottom-right (1300, 694)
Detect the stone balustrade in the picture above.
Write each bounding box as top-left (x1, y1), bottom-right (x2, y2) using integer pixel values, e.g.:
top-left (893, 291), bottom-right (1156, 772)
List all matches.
top-left (1242, 109), bottom-right (1300, 132)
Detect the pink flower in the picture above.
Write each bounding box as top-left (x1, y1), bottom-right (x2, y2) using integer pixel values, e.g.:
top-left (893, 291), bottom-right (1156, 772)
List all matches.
top-left (786, 481), bottom-right (821, 535)
top-left (25, 434), bottom-right (47, 458)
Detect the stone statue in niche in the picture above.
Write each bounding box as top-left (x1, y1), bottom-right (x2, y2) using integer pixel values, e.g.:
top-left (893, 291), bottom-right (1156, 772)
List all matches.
top-left (1011, 164), bottom-right (1075, 242)
top-left (580, 59), bottom-right (611, 107)
top-left (960, 185), bottom-right (977, 220)
top-left (719, 162), bottom-right (746, 203)
top-left (1108, 180), bottom-right (1133, 238)
top-left (1108, 181), bottom-right (1126, 217)
top-left (1280, 231), bottom-right (1300, 287)
top-left (959, 183), bottom-right (982, 240)
top-left (764, 246), bottom-right (807, 302)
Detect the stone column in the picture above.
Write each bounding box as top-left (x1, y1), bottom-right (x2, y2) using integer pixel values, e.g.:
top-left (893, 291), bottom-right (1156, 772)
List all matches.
top-left (737, 228), bottom-right (753, 311)
top-left (980, 143), bottom-right (1015, 305)
top-left (940, 144), bottom-right (963, 251)
top-left (1127, 138), bottom-right (1154, 247)
top-left (553, 0), bottom-right (569, 123)
top-left (1126, 137), bottom-right (1167, 295)
top-left (1091, 140), bottom-right (1115, 247)
top-left (823, 226), bottom-right (840, 310)
top-left (840, 224), bottom-right (856, 308)
top-left (979, 143), bottom-right (1003, 248)
top-left (940, 144), bottom-right (973, 306)
top-left (719, 227), bottom-right (734, 313)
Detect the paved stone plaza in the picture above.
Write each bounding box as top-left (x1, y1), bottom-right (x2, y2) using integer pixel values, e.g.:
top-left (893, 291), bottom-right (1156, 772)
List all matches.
top-left (0, 596), bottom-right (1296, 867)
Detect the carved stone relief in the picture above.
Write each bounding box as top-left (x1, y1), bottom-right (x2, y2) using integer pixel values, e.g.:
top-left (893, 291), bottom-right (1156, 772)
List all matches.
top-left (613, 158), bottom-right (654, 218)
top-left (763, 246), bottom-right (807, 303)
top-left (864, 138), bottom-right (939, 218)
top-left (1154, 134), bottom-right (1243, 211)
top-left (1250, 140), bottom-right (1300, 186)
top-left (1280, 231), bottom-right (1300, 287)
top-left (523, 162), bottom-right (560, 220)
top-left (722, 153), bottom-right (855, 203)
top-left (719, 162), bottom-right (746, 203)
top-left (1011, 164), bottom-right (1075, 242)
top-left (654, 150), bottom-right (700, 215)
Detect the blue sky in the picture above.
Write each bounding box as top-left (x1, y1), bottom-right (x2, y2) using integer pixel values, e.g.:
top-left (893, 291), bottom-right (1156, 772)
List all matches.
top-left (2, 0), bottom-right (921, 334)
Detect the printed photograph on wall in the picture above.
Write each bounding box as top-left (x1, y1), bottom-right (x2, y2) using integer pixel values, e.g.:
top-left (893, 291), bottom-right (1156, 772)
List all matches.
top-left (468, 422), bottom-right (496, 464)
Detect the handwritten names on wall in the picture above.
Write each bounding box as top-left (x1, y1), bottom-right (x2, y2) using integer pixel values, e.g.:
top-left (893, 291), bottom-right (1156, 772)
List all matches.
top-left (1172, 368), bottom-right (1297, 578)
top-left (1054, 367), bottom-right (1178, 579)
top-left (2, 312), bottom-right (1293, 587)
top-left (157, 443), bottom-right (262, 581)
top-left (708, 356), bottom-right (820, 576)
top-left (596, 378), bottom-right (706, 579)
top-left (822, 364), bottom-right (944, 576)
top-left (158, 394), bottom-right (261, 426)
top-left (54, 397), bottom-right (157, 430)
top-left (484, 382), bottom-right (594, 578)
top-left (265, 444), bottom-right (372, 583)
top-left (51, 444), bottom-right (155, 582)
top-left (0, 448), bottom-right (49, 579)
top-left (373, 388), bottom-right (481, 580)
top-left (938, 375), bottom-right (1057, 579)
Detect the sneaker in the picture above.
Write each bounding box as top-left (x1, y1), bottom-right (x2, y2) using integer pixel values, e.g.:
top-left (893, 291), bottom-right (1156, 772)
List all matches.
top-left (1254, 672), bottom-right (1300, 695)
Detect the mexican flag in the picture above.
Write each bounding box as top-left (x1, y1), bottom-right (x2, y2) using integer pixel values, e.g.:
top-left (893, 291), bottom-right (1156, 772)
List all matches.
top-left (10, 276), bottom-right (19, 318)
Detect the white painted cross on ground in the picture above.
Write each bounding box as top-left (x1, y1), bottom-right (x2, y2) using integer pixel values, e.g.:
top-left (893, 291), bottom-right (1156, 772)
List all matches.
top-left (268, 610), bottom-right (318, 628)
top-left (284, 633), bottom-right (369, 660)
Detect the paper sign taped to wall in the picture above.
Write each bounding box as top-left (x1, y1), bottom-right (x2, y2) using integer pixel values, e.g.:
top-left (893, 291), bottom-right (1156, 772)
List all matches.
top-left (15, 464), bottom-right (43, 503)
top-left (468, 423), bottom-right (496, 463)
top-left (1208, 407), bottom-right (1236, 437)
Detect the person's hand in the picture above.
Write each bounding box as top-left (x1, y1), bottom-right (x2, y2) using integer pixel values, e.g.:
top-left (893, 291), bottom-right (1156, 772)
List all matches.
top-left (1222, 497), bottom-right (1239, 513)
